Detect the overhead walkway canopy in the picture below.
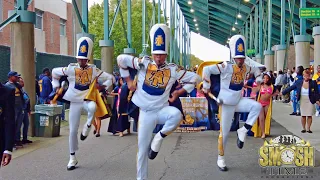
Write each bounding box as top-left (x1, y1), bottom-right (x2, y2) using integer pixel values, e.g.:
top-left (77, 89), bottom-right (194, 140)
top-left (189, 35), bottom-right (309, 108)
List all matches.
top-left (178, 0), bottom-right (320, 45)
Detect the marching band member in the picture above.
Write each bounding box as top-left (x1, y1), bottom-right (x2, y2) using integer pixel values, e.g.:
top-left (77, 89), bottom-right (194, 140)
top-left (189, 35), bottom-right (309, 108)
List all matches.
top-left (51, 37), bottom-right (115, 171)
top-left (202, 35), bottom-right (262, 171)
top-left (117, 24), bottom-right (201, 180)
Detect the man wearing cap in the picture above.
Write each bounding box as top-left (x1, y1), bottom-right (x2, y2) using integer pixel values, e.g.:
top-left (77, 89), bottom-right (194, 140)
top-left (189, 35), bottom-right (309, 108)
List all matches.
top-left (38, 68), bottom-right (53, 104)
top-left (202, 35), bottom-right (262, 171)
top-left (51, 37), bottom-right (115, 171)
top-left (5, 71), bottom-right (25, 148)
top-left (117, 24), bottom-right (201, 180)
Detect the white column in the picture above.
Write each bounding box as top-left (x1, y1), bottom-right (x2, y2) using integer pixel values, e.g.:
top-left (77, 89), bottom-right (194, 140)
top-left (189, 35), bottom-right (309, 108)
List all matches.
top-left (294, 35), bottom-right (311, 69)
top-left (275, 45), bottom-right (286, 72)
top-left (255, 54), bottom-right (262, 64)
top-left (313, 26), bottom-right (320, 72)
top-left (264, 50), bottom-right (274, 71)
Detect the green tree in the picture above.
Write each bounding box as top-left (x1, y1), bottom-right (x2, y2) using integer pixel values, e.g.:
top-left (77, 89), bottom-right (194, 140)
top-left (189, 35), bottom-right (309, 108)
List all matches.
top-left (190, 54), bottom-right (204, 68)
top-left (89, 0), bottom-right (165, 65)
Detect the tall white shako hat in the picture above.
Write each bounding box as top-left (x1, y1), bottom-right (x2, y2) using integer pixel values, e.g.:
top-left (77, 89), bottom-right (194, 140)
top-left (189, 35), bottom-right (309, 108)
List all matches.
top-left (229, 35), bottom-right (246, 59)
top-left (76, 37), bottom-right (93, 60)
top-left (150, 24), bottom-right (170, 54)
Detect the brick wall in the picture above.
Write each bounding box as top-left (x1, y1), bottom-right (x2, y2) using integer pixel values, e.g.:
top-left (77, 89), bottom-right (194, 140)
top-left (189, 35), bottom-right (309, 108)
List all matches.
top-left (0, 0), bottom-right (73, 55)
top-left (43, 12), bottom-right (60, 54)
top-left (0, 0), bottom-right (15, 46)
top-left (66, 3), bottom-right (73, 56)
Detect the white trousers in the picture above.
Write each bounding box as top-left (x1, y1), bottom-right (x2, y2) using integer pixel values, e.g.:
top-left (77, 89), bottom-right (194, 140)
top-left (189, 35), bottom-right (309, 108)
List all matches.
top-left (68, 101), bottom-right (96, 153)
top-left (218, 98), bottom-right (262, 156)
top-left (137, 106), bottom-right (182, 180)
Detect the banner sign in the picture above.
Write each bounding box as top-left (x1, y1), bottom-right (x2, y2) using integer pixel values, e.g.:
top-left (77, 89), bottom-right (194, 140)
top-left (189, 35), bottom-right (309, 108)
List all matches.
top-left (175, 97), bottom-right (209, 132)
top-left (247, 49), bottom-right (256, 55)
top-left (152, 97), bottom-right (239, 133)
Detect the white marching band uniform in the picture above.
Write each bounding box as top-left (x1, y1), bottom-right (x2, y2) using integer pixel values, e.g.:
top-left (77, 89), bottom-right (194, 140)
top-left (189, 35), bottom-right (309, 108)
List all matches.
top-left (117, 24), bottom-right (201, 180)
top-left (202, 35), bottom-right (262, 171)
top-left (51, 37), bottom-right (115, 170)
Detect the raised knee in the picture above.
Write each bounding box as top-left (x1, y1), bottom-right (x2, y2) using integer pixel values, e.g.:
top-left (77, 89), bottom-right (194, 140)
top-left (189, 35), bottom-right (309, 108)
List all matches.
top-left (253, 102), bottom-right (262, 112)
top-left (169, 109), bottom-right (182, 121)
top-left (86, 101), bottom-right (97, 112)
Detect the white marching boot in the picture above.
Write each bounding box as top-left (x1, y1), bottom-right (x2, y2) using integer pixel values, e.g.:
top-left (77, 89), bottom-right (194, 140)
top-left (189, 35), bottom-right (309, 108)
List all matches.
top-left (80, 124), bottom-right (91, 141)
top-left (237, 126), bottom-right (248, 149)
top-left (217, 155), bottom-right (228, 171)
top-left (148, 132), bottom-right (164, 160)
top-left (67, 155), bottom-right (78, 171)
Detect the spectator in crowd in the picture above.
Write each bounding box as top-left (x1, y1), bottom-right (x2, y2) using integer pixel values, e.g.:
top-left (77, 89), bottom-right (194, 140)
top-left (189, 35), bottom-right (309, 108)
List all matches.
top-left (243, 73), bottom-right (255, 98)
top-left (108, 77), bottom-right (130, 137)
top-left (282, 70), bottom-right (319, 133)
top-left (252, 74), bottom-right (279, 138)
top-left (272, 72), bottom-right (277, 85)
top-left (312, 65), bottom-right (320, 116)
top-left (275, 70), bottom-right (284, 101)
top-left (289, 66), bottom-right (303, 116)
top-left (5, 71), bottom-right (25, 148)
top-left (0, 82), bottom-right (15, 168)
top-left (38, 68), bottom-right (53, 104)
top-left (35, 76), bottom-right (40, 104)
top-left (18, 77), bottom-right (33, 144)
top-left (196, 84), bottom-right (205, 97)
top-left (281, 69), bottom-right (290, 103)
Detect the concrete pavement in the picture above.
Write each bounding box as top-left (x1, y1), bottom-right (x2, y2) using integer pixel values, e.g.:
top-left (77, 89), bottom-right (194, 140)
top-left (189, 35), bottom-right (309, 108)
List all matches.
top-left (272, 101), bottom-right (320, 151)
top-left (1, 102), bottom-right (320, 180)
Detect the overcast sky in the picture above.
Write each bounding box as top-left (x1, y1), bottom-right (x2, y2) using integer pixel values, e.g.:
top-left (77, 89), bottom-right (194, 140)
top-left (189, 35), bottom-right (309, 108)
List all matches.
top-left (65, 0), bottom-right (230, 61)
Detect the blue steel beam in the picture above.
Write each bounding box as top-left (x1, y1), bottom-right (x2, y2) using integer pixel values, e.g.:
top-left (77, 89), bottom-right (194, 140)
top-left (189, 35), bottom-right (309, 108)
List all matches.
top-left (103, 0), bottom-right (109, 40)
top-left (17, 0), bottom-right (28, 10)
top-left (210, 12), bottom-right (243, 27)
top-left (213, 0), bottom-right (251, 14)
top-left (209, 32), bottom-right (227, 41)
top-left (82, 0), bottom-right (88, 33)
top-left (127, 0), bottom-right (132, 47)
top-left (0, 13), bottom-right (19, 31)
top-left (259, 0), bottom-right (263, 57)
top-left (178, 1), bottom-right (208, 14)
top-left (208, 4), bottom-right (246, 23)
top-left (109, 0), bottom-right (122, 37)
top-left (72, 0), bottom-right (86, 32)
top-left (209, 35), bottom-right (226, 44)
top-left (209, 15), bottom-right (244, 29)
top-left (300, 0), bottom-right (306, 35)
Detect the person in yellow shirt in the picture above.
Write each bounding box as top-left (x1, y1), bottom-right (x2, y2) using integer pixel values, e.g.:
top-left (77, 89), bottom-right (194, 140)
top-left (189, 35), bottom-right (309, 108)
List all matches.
top-left (312, 65), bottom-right (320, 116)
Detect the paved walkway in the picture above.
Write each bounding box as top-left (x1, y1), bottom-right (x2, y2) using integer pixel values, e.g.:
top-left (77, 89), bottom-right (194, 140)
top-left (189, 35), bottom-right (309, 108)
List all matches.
top-left (0, 103), bottom-right (320, 180)
top-left (272, 101), bottom-right (320, 151)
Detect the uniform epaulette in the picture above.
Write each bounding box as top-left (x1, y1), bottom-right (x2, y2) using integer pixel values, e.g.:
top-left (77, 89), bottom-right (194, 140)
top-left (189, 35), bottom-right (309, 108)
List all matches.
top-left (87, 64), bottom-right (96, 68)
top-left (69, 63), bottom-right (78, 66)
top-left (167, 63), bottom-right (177, 67)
